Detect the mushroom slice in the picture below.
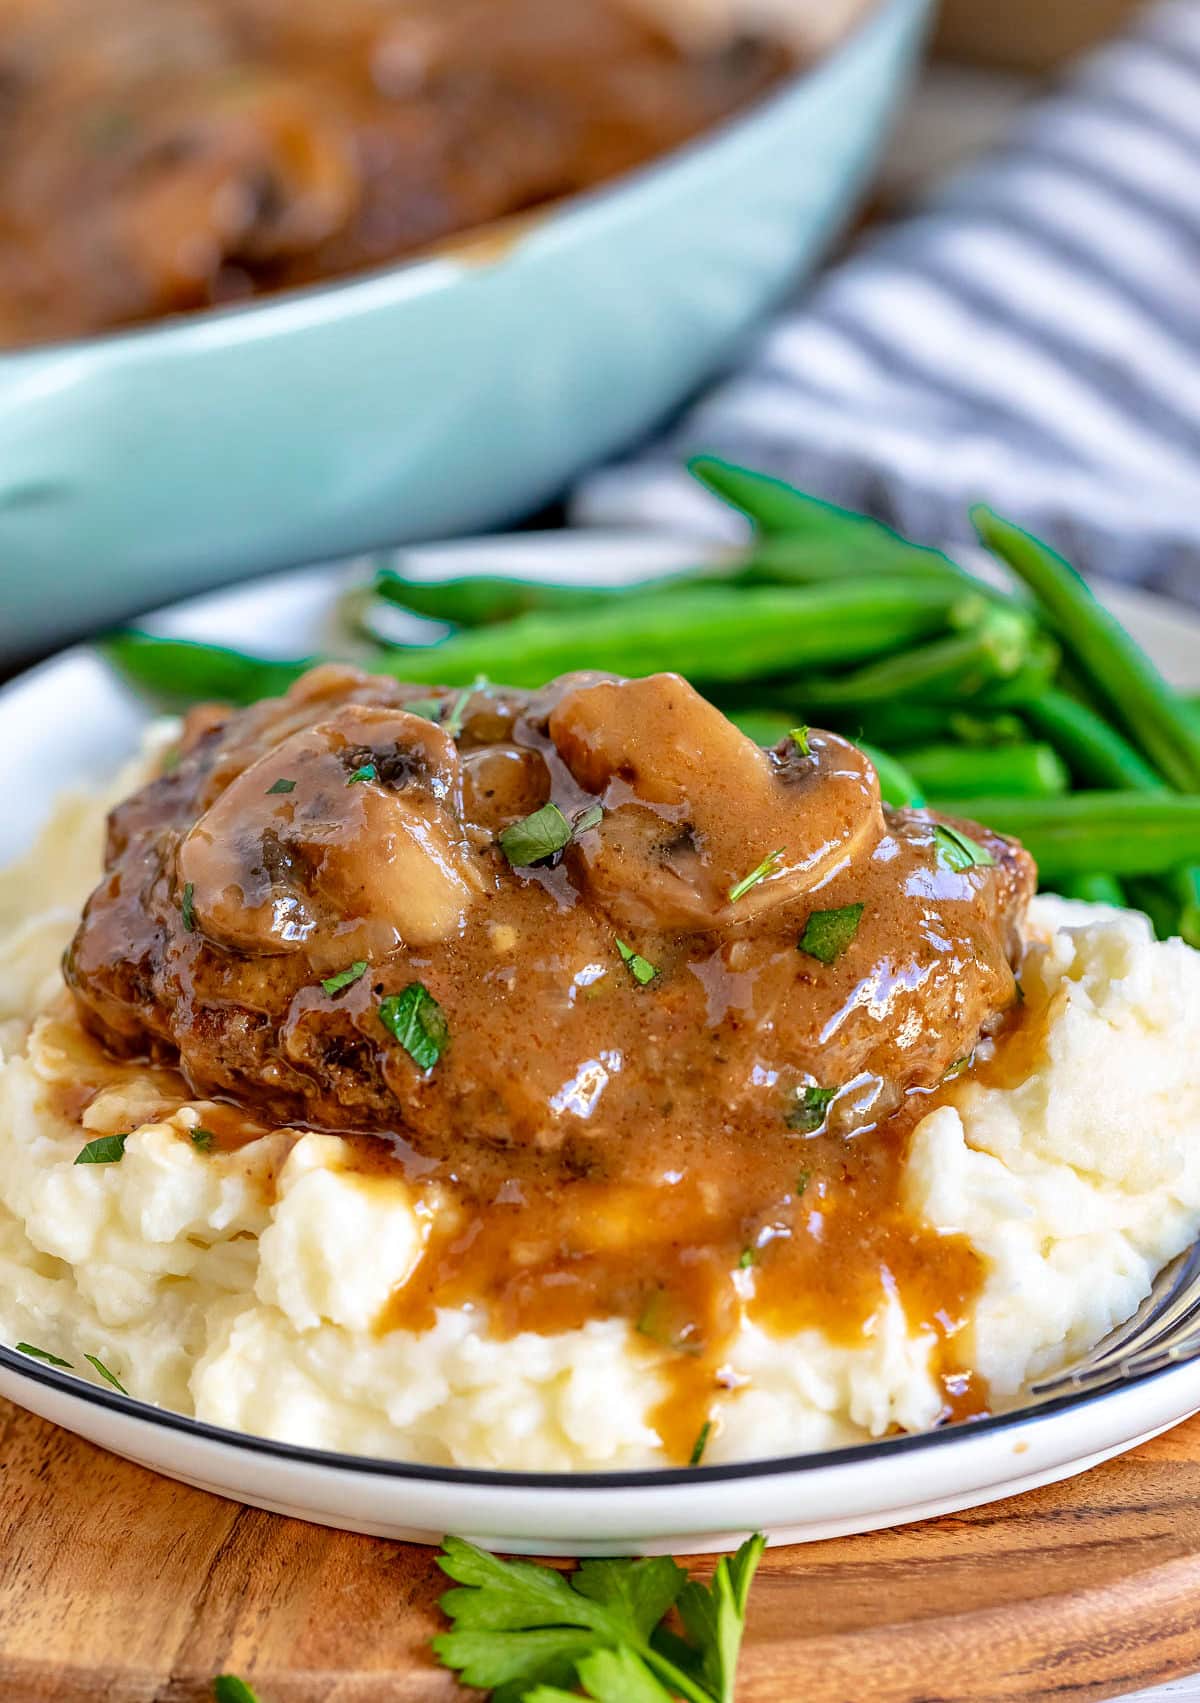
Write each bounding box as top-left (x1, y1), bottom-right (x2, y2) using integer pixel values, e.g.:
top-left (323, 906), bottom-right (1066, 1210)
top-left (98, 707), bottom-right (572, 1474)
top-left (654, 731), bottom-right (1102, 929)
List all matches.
top-left (548, 673), bottom-right (884, 931)
top-left (178, 704), bottom-right (481, 955)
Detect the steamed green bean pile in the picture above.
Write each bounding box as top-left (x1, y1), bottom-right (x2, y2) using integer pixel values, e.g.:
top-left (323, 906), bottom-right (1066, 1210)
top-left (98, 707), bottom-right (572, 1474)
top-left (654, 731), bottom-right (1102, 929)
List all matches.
top-left (102, 457), bottom-right (1200, 942)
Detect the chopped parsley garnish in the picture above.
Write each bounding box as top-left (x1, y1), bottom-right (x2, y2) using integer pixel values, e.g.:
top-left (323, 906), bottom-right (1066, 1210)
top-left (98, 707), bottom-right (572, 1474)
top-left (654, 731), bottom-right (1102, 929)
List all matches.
top-left (933, 822), bottom-right (996, 873)
top-left (616, 938), bottom-right (658, 985)
top-left (573, 803), bottom-right (605, 836)
top-left (321, 960), bottom-right (368, 998)
top-left (789, 725), bottom-right (811, 756)
top-left (498, 799), bottom-right (605, 867)
top-left (190, 1127), bottom-right (215, 1152)
top-left (74, 1132), bottom-right (129, 1165)
top-left (738, 1247), bottom-right (755, 1270)
top-left (265, 777), bottom-right (296, 795)
top-left (944, 1056), bottom-right (970, 1081)
top-left (403, 697), bottom-right (443, 722)
top-left (786, 1085), bottom-right (837, 1134)
top-left (16, 1341), bottom-right (73, 1368)
top-left (212, 1681), bottom-right (262, 1703)
top-left (85, 1353), bottom-right (129, 1396)
top-left (795, 1169), bottom-right (811, 1198)
top-left (728, 847), bottom-right (785, 904)
top-left (181, 882), bottom-right (196, 932)
top-left (443, 677), bottom-right (488, 739)
top-left (689, 1419), bottom-right (713, 1466)
top-left (498, 801), bottom-right (573, 867)
top-left (432, 1531), bottom-right (765, 1701)
top-left (798, 902), bottom-right (865, 965)
top-left (378, 982), bottom-right (448, 1070)
top-left (346, 762), bottom-right (378, 785)
top-left (635, 1290), bottom-right (699, 1355)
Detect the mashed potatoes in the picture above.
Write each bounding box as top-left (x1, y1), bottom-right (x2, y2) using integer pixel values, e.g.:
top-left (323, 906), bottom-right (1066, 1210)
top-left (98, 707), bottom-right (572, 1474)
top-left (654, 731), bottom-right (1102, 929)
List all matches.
top-left (2, 763), bottom-right (1199, 1471)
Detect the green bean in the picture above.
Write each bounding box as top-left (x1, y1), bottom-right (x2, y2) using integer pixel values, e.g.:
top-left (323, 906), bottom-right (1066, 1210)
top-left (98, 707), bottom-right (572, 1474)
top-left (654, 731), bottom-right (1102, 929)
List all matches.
top-left (974, 634), bottom-right (1062, 706)
top-left (1058, 873), bottom-right (1127, 907)
top-left (725, 709), bottom-right (794, 746)
top-left (102, 581), bottom-right (973, 702)
top-left (371, 564), bottom-right (726, 627)
top-left (356, 581), bottom-right (979, 689)
top-left (1168, 865), bottom-right (1200, 948)
top-left (102, 631), bottom-right (312, 707)
top-left (811, 703), bottom-right (1028, 750)
top-left (689, 457), bottom-right (956, 571)
top-left (740, 534), bottom-right (963, 585)
top-left (973, 506), bottom-right (1200, 791)
top-left (1021, 689), bottom-right (1165, 790)
top-left (857, 742), bottom-right (924, 808)
top-left (905, 742), bottom-right (1068, 799)
top-left (787, 610), bottom-right (1032, 707)
top-left (1124, 878), bottom-right (1183, 942)
top-left (930, 793), bottom-right (1200, 878)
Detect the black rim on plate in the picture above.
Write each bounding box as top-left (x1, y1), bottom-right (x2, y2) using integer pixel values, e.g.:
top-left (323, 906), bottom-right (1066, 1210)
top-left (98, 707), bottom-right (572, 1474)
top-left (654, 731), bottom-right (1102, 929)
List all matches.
top-left (0, 1341), bottom-right (1192, 1490)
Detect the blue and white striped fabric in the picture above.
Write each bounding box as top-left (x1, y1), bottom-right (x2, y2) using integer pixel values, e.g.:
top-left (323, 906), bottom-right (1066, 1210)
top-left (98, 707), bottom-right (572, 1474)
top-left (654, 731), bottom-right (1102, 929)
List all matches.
top-left (573, 0), bottom-right (1200, 606)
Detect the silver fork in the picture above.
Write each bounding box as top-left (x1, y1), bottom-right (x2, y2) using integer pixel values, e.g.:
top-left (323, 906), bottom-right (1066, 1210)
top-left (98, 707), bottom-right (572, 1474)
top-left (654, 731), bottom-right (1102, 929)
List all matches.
top-left (1027, 1239), bottom-right (1200, 1402)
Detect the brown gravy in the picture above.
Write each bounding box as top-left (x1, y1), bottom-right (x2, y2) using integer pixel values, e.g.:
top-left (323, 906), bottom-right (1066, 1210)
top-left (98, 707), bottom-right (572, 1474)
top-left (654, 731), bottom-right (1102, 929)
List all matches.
top-left (0, 0), bottom-right (797, 347)
top-left (60, 666), bottom-right (1042, 1462)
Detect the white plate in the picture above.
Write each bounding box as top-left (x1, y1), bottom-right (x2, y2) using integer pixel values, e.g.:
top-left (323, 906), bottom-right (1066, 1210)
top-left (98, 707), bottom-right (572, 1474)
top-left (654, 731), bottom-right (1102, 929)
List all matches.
top-left (2, 535), bottom-right (1199, 1556)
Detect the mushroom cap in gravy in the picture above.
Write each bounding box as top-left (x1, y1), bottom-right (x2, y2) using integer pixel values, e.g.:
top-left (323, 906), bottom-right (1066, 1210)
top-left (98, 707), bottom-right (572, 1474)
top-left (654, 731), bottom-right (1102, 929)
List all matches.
top-left (66, 664), bottom-right (1035, 1168)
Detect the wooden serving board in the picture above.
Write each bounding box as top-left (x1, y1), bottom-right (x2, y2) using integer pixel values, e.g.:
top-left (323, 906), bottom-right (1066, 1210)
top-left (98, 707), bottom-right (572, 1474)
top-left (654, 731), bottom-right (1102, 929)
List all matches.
top-left (3, 1397), bottom-right (1200, 1703)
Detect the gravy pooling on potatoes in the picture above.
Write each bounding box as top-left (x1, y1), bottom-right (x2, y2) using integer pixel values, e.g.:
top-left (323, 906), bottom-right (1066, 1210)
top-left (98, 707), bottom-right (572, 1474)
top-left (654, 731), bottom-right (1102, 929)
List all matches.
top-left (64, 666), bottom-right (1036, 1457)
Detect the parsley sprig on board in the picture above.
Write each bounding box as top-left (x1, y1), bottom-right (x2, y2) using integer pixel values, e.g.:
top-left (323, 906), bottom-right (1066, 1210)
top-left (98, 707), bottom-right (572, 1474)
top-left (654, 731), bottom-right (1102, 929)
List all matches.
top-left (433, 1532), bottom-right (765, 1702)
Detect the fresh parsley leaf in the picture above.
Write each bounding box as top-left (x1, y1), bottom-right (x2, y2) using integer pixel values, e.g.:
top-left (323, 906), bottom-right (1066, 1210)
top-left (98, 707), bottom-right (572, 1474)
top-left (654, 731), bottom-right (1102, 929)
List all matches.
top-left (786, 1085), bottom-right (836, 1134)
top-left (212, 1679), bottom-right (262, 1703)
top-left (526, 1644), bottom-right (676, 1702)
top-left (615, 939), bottom-right (658, 986)
top-left (321, 960), bottom-right (368, 998)
top-left (16, 1341), bottom-right (73, 1368)
top-left (795, 1169), bottom-right (811, 1198)
top-left (181, 881), bottom-right (197, 932)
top-left (190, 1127), bottom-right (216, 1152)
top-left (789, 725), bottom-right (811, 756)
top-left (498, 800), bottom-right (605, 868)
top-left (74, 1132), bottom-right (129, 1165)
top-left (265, 777), bottom-right (296, 795)
top-left (669, 1535), bottom-right (767, 1703)
top-left (933, 823), bottom-right (996, 872)
top-left (84, 1353), bottom-right (129, 1396)
top-left (944, 1056), bottom-right (970, 1081)
top-left (347, 762), bottom-right (378, 785)
top-left (433, 1537), bottom-right (707, 1703)
top-left (737, 1248), bottom-right (755, 1270)
top-left (689, 1420), bottom-right (713, 1466)
top-left (798, 902), bottom-right (864, 965)
top-left (728, 848), bottom-right (784, 904)
top-left (499, 802), bottom-right (573, 867)
top-left (379, 982), bottom-right (448, 1070)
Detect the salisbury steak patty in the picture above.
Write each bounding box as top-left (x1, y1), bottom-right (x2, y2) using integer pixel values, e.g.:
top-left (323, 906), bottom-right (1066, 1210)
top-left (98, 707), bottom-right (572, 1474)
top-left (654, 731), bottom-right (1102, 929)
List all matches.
top-left (65, 665), bottom-right (1035, 1175)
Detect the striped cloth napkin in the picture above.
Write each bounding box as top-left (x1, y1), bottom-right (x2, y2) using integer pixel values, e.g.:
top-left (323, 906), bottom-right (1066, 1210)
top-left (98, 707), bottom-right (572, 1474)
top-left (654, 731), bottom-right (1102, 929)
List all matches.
top-left (572, 0), bottom-right (1200, 607)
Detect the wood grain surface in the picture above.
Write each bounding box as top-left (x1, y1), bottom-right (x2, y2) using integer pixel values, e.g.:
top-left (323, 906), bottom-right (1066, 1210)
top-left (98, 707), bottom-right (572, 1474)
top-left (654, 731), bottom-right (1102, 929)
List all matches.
top-left (3, 1396), bottom-right (1200, 1703)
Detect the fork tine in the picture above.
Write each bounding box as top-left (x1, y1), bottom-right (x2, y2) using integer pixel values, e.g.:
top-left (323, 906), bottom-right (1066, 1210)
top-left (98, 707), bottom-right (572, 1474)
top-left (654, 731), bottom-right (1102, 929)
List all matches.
top-left (1029, 1242), bottom-right (1200, 1399)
